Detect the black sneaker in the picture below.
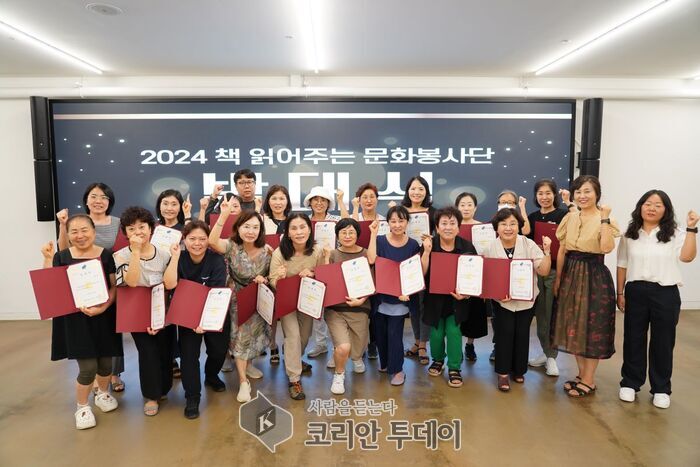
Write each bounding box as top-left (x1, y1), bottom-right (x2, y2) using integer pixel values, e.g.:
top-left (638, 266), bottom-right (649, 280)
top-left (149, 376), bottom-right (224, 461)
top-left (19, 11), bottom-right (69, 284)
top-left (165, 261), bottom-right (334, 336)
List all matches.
top-left (301, 360), bottom-right (312, 374)
top-left (204, 376), bottom-right (226, 392)
top-left (288, 381), bottom-right (306, 400)
top-left (184, 398), bottom-right (200, 419)
top-left (464, 343), bottom-right (477, 362)
top-left (367, 342), bottom-right (379, 360)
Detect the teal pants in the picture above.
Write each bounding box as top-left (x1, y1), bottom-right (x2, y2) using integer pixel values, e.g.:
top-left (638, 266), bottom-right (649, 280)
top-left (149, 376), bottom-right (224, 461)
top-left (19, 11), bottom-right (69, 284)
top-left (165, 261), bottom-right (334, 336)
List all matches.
top-left (429, 315), bottom-right (463, 370)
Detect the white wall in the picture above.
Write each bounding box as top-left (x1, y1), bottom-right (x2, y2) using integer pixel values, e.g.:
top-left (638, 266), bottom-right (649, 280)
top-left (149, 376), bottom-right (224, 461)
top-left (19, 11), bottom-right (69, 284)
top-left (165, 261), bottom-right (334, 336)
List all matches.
top-left (1, 95), bottom-right (698, 319)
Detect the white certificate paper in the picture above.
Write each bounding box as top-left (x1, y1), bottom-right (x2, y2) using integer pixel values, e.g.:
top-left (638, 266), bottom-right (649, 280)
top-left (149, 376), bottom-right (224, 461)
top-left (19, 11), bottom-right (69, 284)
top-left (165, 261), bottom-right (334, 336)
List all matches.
top-left (456, 255), bottom-right (483, 296)
top-left (297, 277), bottom-right (326, 319)
top-left (399, 254), bottom-right (425, 296)
top-left (471, 223), bottom-right (497, 255)
top-left (407, 212), bottom-right (430, 243)
top-left (256, 283), bottom-right (275, 325)
top-left (377, 221), bottom-right (390, 236)
top-left (314, 221), bottom-right (337, 249)
top-left (341, 257), bottom-right (375, 298)
top-left (66, 259), bottom-right (109, 308)
top-left (150, 283), bottom-right (166, 330)
top-left (509, 260), bottom-right (534, 301)
top-left (199, 288), bottom-right (232, 331)
top-left (151, 225), bottom-right (182, 252)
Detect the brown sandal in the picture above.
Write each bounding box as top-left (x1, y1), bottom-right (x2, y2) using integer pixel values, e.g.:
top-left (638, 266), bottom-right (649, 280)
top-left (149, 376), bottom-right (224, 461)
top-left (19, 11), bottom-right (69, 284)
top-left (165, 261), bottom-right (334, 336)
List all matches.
top-left (497, 374), bottom-right (510, 392)
top-left (418, 347), bottom-right (429, 365)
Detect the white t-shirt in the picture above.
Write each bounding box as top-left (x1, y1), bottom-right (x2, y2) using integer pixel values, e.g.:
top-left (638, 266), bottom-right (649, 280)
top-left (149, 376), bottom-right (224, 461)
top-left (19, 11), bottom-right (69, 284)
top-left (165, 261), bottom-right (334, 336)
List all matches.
top-left (114, 246), bottom-right (171, 287)
top-left (617, 228), bottom-right (686, 286)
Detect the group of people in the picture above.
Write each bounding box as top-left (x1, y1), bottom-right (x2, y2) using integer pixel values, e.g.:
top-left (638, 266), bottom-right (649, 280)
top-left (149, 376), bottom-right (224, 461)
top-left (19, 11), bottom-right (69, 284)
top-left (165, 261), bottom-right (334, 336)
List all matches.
top-left (42, 168), bottom-right (698, 430)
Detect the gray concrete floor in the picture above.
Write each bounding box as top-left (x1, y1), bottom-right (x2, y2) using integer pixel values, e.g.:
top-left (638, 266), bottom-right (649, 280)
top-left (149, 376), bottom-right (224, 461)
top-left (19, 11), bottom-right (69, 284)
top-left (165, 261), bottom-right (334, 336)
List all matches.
top-left (1, 311), bottom-right (698, 467)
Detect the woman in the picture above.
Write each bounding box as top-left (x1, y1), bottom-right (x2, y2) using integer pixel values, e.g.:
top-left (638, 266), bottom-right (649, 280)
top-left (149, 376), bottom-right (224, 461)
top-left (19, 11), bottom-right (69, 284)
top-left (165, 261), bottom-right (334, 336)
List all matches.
top-left (551, 175), bottom-right (620, 398)
top-left (199, 184), bottom-right (243, 224)
top-left (260, 185), bottom-right (292, 365)
top-left (322, 218), bottom-right (372, 394)
top-left (113, 206), bottom-right (178, 415)
top-left (367, 205), bottom-right (430, 386)
top-left (351, 183), bottom-right (385, 221)
top-left (209, 201), bottom-right (271, 403)
top-left (454, 192), bottom-right (487, 362)
top-left (496, 190), bottom-right (531, 236)
top-left (400, 176), bottom-right (434, 365)
top-left (526, 180), bottom-right (574, 376)
top-left (175, 220), bottom-right (229, 419)
top-left (484, 208), bottom-right (551, 391)
top-left (617, 191), bottom-right (697, 408)
top-left (423, 207), bottom-right (481, 388)
top-left (42, 215), bottom-right (122, 429)
top-left (268, 213), bottom-right (325, 400)
top-left (156, 189), bottom-right (192, 230)
top-left (56, 182), bottom-right (125, 392)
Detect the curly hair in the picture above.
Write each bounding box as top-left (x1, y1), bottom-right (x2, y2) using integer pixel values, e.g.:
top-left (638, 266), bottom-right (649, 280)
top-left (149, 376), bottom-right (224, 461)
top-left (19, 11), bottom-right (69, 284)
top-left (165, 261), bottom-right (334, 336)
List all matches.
top-left (119, 206), bottom-right (156, 234)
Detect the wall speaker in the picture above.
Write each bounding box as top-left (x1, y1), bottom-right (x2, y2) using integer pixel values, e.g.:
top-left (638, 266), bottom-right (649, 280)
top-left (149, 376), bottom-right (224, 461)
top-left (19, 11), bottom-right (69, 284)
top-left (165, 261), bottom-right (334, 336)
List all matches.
top-left (581, 98), bottom-right (603, 160)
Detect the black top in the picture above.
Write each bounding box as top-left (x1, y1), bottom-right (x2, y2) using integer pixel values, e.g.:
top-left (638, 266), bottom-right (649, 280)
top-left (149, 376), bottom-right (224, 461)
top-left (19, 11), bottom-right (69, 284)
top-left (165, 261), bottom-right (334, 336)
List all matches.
top-left (177, 249), bottom-right (227, 287)
top-left (422, 235), bottom-right (484, 327)
top-left (51, 248), bottom-right (123, 361)
top-left (527, 207), bottom-right (568, 270)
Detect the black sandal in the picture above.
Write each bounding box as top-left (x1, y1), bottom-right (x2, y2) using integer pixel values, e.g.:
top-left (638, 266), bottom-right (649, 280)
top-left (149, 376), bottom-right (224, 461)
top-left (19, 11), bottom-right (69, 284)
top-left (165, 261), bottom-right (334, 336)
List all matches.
top-left (448, 370), bottom-right (463, 388)
top-left (428, 360), bottom-right (444, 376)
top-left (418, 347), bottom-right (429, 365)
top-left (270, 347), bottom-right (280, 364)
top-left (567, 382), bottom-right (596, 398)
top-left (405, 344), bottom-right (420, 358)
top-left (563, 376), bottom-right (581, 391)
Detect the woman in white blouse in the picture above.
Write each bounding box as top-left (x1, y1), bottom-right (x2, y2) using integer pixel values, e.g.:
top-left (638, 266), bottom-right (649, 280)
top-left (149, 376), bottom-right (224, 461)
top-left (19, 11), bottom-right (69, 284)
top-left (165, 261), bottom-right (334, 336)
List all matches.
top-left (617, 190), bottom-right (697, 409)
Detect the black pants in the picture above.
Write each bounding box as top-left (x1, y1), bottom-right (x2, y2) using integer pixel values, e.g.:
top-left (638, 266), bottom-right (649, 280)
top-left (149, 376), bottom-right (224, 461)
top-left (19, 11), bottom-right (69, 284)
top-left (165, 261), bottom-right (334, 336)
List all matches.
top-left (178, 315), bottom-right (231, 400)
top-left (621, 281), bottom-right (681, 395)
top-left (131, 326), bottom-right (175, 400)
top-left (374, 312), bottom-right (406, 374)
top-left (493, 304), bottom-right (534, 376)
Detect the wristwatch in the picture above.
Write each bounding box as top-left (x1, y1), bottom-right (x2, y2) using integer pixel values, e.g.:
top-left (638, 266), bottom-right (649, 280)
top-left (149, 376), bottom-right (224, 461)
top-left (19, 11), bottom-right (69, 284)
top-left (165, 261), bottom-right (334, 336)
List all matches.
top-left (687, 227), bottom-right (698, 233)
top-left (600, 218), bottom-right (611, 224)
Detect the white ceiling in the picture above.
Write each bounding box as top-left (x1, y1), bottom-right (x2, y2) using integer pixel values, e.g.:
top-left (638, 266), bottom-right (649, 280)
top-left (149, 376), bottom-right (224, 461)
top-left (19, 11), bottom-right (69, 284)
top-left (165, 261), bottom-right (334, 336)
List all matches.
top-left (0, 0), bottom-right (699, 78)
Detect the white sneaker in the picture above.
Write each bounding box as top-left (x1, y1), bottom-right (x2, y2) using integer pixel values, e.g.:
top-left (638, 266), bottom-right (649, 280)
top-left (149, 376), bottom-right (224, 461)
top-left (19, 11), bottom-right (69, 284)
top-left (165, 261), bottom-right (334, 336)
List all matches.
top-left (75, 406), bottom-right (96, 430)
top-left (94, 392), bottom-right (118, 412)
top-left (528, 353), bottom-right (547, 367)
top-left (326, 358), bottom-right (336, 369)
top-left (237, 380), bottom-right (252, 403)
top-left (245, 364), bottom-right (263, 379)
top-left (653, 393), bottom-right (671, 409)
top-left (545, 358), bottom-right (559, 376)
top-left (619, 387), bottom-right (636, 403)
top-left (308, 346), bottom-right (328, 358)
top-left (330, 372), bottom-right (346, 395)
top-left (352, 359), bottom-right (366, 374)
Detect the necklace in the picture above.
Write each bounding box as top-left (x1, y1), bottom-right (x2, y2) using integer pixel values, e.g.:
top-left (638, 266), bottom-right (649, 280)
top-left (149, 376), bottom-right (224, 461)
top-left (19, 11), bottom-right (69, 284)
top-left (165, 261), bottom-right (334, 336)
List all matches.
top-left (504, 247), bottom-right (515, 259)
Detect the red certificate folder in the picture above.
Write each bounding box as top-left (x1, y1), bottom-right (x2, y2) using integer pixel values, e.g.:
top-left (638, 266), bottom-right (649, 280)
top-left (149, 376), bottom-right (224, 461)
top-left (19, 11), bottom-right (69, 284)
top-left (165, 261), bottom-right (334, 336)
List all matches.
top-left (165, 279), bottom-right (230, 331)
top-left (534, 221), bottom-right (560, 259)
top-left (428, 252), bottom-right (459, 295)
top-left (273, 275), bottom-right (302, 319)
top-left (112, 229), bottom-right (129, 252)
top-left (481, 258), bottom-right (511, 300)
top-left (29, 266), bottom-right (79, 319)
top-left (235, 282), bottom-right (258, 326)
top-left (314, 262), bottom-right (348, 307)
top-left (356, 220), bottom-right (373, 248)
top-left (265, 234), bottom-right (282, 250)
top-left (209, 214), bottom-right (238, 239)
top-left (374, 257), bottom-right (403, 297)
top-left (116, 286), bottom-right (156, 333)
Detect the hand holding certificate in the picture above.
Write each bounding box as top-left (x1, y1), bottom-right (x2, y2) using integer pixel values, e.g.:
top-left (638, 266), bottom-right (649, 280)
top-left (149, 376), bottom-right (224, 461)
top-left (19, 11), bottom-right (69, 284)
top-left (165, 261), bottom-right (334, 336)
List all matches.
top-left (150, 283), bottom-right (166, 331)
top-left (199, 288), bottom-right (232, 331)
top-left (509, 260), bottom-right (534, 301)
top-left (168, 279), bottom-right (232, 330)
top-left (256, 283), bottom-right (275, 325)
top-left (296, 277), bottom-right (326, 319)
top-left (341, 257), bottom-right (375, 298)
top-left (151, 225), bottom-right (182, 252)
top-left (407, 213), bottom-right (430, 242)
top-left (399, 254), bottom-right (425, 296)
top-left (66, 259), bottom-right (109, 308)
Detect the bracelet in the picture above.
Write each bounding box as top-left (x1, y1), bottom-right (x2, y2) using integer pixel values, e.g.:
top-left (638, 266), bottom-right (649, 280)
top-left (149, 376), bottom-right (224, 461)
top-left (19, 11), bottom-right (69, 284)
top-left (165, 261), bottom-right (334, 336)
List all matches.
top-left (600, 218), bottom-right (611, 224)
top-left (687, 227), bottom-right (698, 233)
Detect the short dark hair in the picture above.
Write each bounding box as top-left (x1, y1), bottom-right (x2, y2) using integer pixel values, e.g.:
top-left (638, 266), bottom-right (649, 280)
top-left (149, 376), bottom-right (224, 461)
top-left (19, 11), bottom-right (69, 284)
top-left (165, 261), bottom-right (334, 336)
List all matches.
top-left (66, 214), bottom-right (95, 231)
top-left (335, 218), bottom-right (361, 237)
top-left (455, 192), bottom-right (478, 207)
top-left (234, 169), bottom-right (256, 183)
top-left (625, 190), bottom-right (677, 243)
top-left (355, 183), bottom-right (379, 198)
top-left (570, 175), bottom-right (601, 204)
top-left (231, 211), bottom-right (266, 248)
top-left (533, 179), bottom-right (560, 209)
top-left (120, 206), bottom-right (156, 234)
top-left (156, 189), bottom-right (185, 225)
top-left (279, 213), bottom-right (314, 260)
top-left (401, 176), bottom-right (432, 208)
top-left (82, 182), bottom-right (116, 215)
top-left (386, 205), bottom-right (410, 222)
top-left (182, 219), bottom-right (210, 238)
top-left (491, 208), bottom-right (524, 232)
top-left (434, 206), bottom-right (463, 226)
top-left (262, 185), bottom-right (292, 219)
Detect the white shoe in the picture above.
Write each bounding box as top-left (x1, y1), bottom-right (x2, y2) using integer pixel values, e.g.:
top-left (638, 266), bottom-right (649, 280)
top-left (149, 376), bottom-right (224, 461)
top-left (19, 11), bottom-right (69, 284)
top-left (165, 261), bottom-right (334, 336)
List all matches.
top-left (245, 364), bottom-right (263, 379)
top-left (528, 353), bottom-right (547, 367)
top-left (545, 358), bottom-right (559, 376)
top-left (330, 372), bottom-right (346, 395)
top-left (352, 359), bottom-right (366, 374)
top-left (326, 358), bottom-right (336, 369)
top-left (221, 357), bottom-right (234, 373)
top-left (653, 393), bottom-right (671, 409)
top-left (237, 380), bottom-right (252, 403)
top-left (307, 346), bottom-right (328, 358)
top-left (75, 406), bottom-right (96, 430)
top-left (94, 392), bottom-right (118, 412)
top-left (619, 387), bottom-right (636, 403)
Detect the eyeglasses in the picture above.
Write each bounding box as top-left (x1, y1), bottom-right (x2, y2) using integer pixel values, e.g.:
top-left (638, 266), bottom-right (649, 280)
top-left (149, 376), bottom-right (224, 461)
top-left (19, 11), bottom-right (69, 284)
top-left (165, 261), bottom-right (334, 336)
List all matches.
top-left (237, 180), bottom-right (255, 187)
top-left (88, 195), bottom-right (109, 201)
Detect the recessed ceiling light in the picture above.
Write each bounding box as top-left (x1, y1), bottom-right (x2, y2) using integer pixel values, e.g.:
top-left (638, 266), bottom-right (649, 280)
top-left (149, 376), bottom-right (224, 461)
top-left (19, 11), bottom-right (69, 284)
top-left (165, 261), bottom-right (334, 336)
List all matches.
top-left (86, 3), bottom-right (123, 16)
